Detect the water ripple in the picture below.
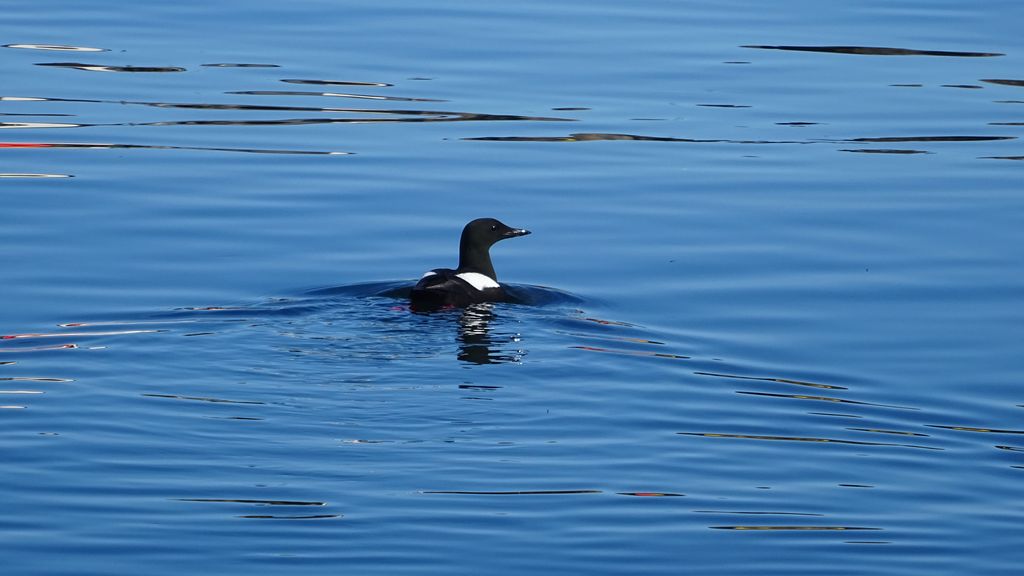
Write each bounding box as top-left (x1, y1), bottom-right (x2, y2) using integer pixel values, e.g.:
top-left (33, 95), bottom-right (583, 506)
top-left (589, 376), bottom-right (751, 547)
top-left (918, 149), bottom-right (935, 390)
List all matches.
top-left (423, 490), bottom-right (602, 495)
top-left (927, 424), bottom-right (1024, 435)
top-left (742, 45), bottom-right (1003, 57)
top-left (846, 135), bottom-right (1015, 143)
top-left (677, 432), bottom-right (941, 450)
top-left (141, 393), bottom-right (266, 405)
top-left (0, 141), bottom-right (349, 155)
top-left (201, 63), bottom-right (280, 68)
top-left (0, 172), bottom-right (72, 178)
top-left (734, 390), bottom-right (917, 411)
top-left (0, 95), bottom-right (574, 126)
top-left (228, 90), bottom-right (445, 102)
top-left (35, 62), bottom-right (186, 73)
top-left (3, 43), bottom-right (107, 52)
top-left (710, 525), bottom-right (883, 531)
top-left (841, 149), bottom-right (932, 155)
top-left (981, 79), bottom-right (1024, 87)
top-left (463, 132), bottom-right (802, 144)
top-left (693, 371), bottom-right (847, 390)
top-left (281, 78), bottom-right (393, 87)
top-left (0, 121), bottom-right (81, 129)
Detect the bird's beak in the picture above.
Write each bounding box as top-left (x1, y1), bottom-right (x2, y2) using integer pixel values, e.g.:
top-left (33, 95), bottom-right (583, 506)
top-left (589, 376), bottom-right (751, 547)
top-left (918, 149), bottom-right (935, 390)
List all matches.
top-left (504, 228), bottom-right (531, 238)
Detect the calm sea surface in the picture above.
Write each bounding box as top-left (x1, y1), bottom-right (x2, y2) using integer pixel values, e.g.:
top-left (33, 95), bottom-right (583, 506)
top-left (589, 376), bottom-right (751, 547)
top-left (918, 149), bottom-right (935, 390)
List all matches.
top-left (3, 1), bottom-right (1023, 574)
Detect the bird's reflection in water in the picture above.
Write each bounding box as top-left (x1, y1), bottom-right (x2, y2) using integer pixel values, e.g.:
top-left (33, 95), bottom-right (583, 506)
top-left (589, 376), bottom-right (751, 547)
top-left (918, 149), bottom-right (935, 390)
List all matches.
top-left (455, 304), bottom-right (524, 365)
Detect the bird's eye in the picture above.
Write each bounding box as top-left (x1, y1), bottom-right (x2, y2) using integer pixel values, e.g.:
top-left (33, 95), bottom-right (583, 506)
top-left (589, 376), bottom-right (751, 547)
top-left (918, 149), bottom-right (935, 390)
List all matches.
top-left (490, 225), bottom-right (497, 231)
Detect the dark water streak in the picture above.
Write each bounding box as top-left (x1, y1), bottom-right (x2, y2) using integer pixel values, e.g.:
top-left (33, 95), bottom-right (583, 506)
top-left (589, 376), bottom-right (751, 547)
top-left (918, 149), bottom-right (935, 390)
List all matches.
top-left (742, 45), bottom-right (1003, 57)
top-left (35, 62), bottom-right (186, 72)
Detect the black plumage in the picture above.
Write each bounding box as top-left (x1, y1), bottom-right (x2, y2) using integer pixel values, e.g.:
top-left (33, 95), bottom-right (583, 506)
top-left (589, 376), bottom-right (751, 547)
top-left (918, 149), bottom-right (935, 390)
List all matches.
top-left (410, 218), bottom-right (530, 310)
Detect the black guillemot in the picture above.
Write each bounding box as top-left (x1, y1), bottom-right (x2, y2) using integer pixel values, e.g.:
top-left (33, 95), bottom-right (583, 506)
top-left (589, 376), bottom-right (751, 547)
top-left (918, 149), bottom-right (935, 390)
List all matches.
top-left (409, 218), bottom-right (530, 310)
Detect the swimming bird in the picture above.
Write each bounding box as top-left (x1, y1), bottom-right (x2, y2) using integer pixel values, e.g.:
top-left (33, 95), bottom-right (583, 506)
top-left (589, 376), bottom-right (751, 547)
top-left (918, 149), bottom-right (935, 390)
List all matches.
top-left (410, 218), bottom-right (530, 310)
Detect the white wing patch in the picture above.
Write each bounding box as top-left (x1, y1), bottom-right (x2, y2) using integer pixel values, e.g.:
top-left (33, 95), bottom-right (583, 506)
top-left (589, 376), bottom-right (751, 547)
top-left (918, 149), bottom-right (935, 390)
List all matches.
top-left (456, 272), bottom-right (500, 290)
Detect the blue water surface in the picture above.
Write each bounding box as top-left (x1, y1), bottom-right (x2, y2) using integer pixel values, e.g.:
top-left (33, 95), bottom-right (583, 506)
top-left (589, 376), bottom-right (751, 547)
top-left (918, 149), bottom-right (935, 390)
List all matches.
top-left (2, 1), bottom-right (1024, 574)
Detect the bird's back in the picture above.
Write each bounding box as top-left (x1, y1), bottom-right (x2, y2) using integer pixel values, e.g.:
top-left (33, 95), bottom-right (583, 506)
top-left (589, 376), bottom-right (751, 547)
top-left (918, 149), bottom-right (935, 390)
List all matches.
top-left (410, 268), bottom-right (506, 310)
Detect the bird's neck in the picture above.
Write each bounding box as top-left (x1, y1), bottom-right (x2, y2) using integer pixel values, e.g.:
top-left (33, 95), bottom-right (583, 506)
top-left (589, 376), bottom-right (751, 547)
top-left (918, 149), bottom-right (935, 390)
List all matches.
top-left (458, 241), bottom-right (496, 279)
